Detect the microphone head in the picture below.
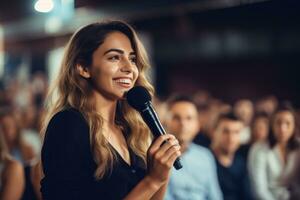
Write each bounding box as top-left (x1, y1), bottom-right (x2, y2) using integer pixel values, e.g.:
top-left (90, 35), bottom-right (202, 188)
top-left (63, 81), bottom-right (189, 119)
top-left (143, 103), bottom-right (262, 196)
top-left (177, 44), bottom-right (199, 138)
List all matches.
top-left (126, 86), bottom-right (152, 111)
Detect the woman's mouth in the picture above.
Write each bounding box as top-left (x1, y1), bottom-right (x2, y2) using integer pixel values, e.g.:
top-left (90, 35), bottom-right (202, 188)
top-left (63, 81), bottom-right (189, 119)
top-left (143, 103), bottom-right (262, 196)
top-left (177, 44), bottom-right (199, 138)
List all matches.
top-left (113, 78), bottom-right (132, 88)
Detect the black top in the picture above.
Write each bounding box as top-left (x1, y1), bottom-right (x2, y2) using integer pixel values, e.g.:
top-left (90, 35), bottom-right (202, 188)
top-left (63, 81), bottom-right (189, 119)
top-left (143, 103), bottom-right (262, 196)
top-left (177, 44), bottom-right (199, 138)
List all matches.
top-left (213, 153), bottom-right (253, 200)
top-left (41, 108), bottom-right (146, 200)
top-left (193, 132), bottom-right (211, 149)
top-left (237, 143), bottom-right (252, 161)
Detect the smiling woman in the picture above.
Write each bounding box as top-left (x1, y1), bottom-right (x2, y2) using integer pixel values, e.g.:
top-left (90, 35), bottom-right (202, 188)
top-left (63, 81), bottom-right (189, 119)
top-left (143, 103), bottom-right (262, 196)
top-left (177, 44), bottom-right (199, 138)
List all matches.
top-left (39, 20), bottom-right (181, 200)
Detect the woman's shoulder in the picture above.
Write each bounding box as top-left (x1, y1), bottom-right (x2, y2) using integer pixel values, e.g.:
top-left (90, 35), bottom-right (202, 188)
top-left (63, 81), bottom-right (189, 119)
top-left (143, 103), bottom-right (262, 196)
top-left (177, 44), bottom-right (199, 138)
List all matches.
top-left (45, 107), bottom-right (89, 141)
top-left (47, 107), bottom-right (89, 131)
top-left (248, 142), bottom-right (271, 163)
top-left (50, 107), bottom-right (86, 124)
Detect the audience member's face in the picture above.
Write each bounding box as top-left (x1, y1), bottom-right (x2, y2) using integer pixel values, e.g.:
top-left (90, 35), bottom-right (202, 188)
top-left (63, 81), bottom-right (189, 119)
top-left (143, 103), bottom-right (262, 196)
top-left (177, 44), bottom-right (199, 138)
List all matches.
top-left (1, 115), bottom-right (18, 144)
top-left (256, 97), bottom-right (278, 115)
top-left (272, 111), bottom-right (295, 144)
top-left (23, 105), bottom-right (37, 128)
top-left (166, 101), bottom-right (200, 150)
top-left (234, 100), bottom-right (254, 125)
top-left (252, 117), bottom-right (269, 142)
top-left (213, 119), bottom-right (243, 155)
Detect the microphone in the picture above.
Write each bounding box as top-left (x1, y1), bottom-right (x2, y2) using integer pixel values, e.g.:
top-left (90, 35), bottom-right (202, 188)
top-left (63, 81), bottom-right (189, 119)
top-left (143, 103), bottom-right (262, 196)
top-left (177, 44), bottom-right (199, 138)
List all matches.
top-left (126, 86), bottom-right (183, 170)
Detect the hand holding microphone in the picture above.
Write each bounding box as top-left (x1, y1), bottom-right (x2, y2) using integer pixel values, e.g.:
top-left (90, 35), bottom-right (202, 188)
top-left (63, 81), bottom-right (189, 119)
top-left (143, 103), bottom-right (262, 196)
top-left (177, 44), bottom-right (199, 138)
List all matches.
top-left (126, 86), bottom-right (183, 170)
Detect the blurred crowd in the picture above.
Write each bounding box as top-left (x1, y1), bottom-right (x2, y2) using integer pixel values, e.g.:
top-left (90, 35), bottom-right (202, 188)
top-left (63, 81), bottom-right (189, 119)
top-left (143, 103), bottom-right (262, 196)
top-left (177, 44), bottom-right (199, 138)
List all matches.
top-left (0, 71), bottom-right (300, 200)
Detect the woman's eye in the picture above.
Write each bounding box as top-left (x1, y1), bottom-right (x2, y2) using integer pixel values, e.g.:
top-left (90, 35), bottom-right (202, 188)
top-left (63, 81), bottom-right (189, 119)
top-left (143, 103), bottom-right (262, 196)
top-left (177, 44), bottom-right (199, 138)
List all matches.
top-left (108, 55), bottom-right (120, 61)
top-left (130, 57), bottom-right (137, 64)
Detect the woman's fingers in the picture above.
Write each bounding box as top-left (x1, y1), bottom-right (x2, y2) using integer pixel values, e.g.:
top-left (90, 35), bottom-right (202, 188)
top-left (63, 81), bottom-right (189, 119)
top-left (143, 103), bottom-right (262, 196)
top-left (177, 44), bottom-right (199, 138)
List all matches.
top-left (148, 134), bottom-right (175, 156)
top-left (160, 144), bottom-right (181, 164)
top-left (166, 149), bottom-right (182, 167)
top-left (153, 138), bottom-right (179, 160)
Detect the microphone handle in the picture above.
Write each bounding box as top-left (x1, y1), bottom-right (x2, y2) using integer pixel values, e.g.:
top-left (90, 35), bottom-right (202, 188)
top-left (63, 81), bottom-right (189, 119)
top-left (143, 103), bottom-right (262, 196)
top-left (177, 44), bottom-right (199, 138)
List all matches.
top-left (141, 102), bottom-right (183, 170)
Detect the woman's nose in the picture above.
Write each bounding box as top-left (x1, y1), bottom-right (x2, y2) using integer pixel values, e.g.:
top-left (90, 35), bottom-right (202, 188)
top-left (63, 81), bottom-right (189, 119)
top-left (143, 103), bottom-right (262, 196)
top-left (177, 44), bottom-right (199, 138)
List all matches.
top-left (120, 58), bottom-right (134, 73)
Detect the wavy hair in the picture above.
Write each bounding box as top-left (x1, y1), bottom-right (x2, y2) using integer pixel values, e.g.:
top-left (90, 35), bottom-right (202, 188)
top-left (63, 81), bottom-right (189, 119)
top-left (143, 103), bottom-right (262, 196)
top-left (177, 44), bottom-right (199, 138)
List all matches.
top-left (268, 103), bottom-right (300, 151)
top-left (41, 20), bottom-right (154, 179)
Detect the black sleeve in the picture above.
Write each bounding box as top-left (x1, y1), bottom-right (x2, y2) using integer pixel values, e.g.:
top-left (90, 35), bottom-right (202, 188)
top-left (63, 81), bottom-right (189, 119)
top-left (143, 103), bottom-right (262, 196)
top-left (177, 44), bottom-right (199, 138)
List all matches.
top-left (41, 109), bottom-right (96, 200)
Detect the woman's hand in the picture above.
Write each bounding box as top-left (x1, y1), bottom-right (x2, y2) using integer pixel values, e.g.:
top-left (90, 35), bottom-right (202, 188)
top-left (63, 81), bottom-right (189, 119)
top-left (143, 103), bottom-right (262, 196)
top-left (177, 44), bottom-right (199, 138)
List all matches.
top-left (146, 134), bottom-right (181, 188)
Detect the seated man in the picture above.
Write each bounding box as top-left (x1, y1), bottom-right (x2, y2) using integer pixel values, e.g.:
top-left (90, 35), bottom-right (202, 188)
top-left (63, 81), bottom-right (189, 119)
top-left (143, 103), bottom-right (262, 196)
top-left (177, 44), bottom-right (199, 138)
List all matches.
top-left (210, 112), bottom-right (253, 200)
top-left (164, 95), bottom-right (222, 200)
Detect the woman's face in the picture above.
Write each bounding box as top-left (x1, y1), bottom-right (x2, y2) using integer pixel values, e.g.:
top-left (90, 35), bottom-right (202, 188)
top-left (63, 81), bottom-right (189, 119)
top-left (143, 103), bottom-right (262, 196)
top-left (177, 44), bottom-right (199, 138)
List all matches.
top-left (1, 115), bottom-right (18, 144)
top-left (253, 117), bottom-right (269, 142)
top-left (83, 31), bottom-right (139, 100)
top-left (272, 111), bottom-right (295, 144)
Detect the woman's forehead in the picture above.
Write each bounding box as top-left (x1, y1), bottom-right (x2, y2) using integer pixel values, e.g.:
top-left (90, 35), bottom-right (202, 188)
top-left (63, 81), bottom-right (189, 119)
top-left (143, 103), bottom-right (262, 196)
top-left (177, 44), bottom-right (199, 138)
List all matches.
top-left (97, 32), bottom-right (134, 54)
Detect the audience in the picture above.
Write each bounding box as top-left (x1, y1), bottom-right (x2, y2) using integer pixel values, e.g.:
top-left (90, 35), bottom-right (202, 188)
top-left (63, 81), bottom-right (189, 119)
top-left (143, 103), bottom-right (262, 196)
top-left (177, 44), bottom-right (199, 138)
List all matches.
top-left (238, 112), bottom-right (270, 160)
top-left (0, 111), bottom-right (36, 165)
top-left (234, 99), bottom-right (254, 145)
top-left (282, 149), bottom-right (300, 200)
top-left (164, 95), bottom-right (223, 200)
top-left (0, 70), bottom-right (299, 200)
top-left (0, 128), bottom-right (25, 200)
top-left (248, 103), bottom-right (300, 200)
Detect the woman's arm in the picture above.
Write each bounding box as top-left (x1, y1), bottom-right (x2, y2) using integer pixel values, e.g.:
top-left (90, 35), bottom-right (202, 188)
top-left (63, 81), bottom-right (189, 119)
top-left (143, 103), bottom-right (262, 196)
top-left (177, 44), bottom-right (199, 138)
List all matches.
top-left (124, 134), bottom-right (181, 200)
top-left (150, 181), bottom-right (168, 200)
top-left (41, 110), bottom-right (94, 199)
top-left (0, 159), bottom-right (25, 200)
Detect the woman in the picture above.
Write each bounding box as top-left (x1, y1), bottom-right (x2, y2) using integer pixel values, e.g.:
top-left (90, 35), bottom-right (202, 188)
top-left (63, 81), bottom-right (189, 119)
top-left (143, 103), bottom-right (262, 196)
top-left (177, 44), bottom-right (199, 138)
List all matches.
top-left (282, 149), bottom-right (300, 200)
top-left (40, 20), bottom-right (181, 200)
top-left (238, 112), bottom-right (269, 160)
top-left (251, 112), bottom-right (270, 143)
top-left (0, 111), bottom-right (36, 165)
top-left (248, 103), bottom-right (300, 200)
top-left (0, 128), bottom-right (25, 200)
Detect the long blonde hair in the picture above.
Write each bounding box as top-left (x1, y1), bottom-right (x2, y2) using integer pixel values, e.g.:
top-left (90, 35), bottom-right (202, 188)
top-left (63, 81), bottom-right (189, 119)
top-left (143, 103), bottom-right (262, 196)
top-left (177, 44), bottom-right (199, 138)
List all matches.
top-left (41, 20), bottom-right (154, 179)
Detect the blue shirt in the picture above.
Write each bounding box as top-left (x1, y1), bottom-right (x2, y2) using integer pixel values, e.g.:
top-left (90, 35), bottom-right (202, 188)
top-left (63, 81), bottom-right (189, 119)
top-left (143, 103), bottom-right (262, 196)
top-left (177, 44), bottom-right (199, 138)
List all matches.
top-left (165, 143), bottom-right (223, 200)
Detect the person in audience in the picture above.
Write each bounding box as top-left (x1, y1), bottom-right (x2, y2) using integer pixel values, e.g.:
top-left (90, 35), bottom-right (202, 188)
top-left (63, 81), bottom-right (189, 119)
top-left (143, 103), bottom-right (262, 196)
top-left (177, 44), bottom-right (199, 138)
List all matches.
top-left (165, 95), bottom-right (223, 200)
top-left (194, 99), bottom-right (230, 148)
top-left (19, 104), bottom-right (41, 162)
top-left (282, 149), bottom-right (300, 200)
top-left (0, 111), bottom-right (35, 165)
top-left (238, 112), bottom-right (269, 160)
top-left (248, 103), bottom-right (300, 200)
top-left (234, 99), bottom-right (254, 145)
top-left (0, 128), bottom-right (25, 200)
top-left (255, 95), bottom-right (278, 116)
top-left (211, 112), bottom-right (253, 200)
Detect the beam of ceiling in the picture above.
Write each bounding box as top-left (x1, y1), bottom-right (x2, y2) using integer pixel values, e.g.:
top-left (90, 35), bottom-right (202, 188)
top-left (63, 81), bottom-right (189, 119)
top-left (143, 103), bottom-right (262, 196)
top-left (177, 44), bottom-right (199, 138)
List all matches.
top-left (2, 0), bottom-right (271, 42)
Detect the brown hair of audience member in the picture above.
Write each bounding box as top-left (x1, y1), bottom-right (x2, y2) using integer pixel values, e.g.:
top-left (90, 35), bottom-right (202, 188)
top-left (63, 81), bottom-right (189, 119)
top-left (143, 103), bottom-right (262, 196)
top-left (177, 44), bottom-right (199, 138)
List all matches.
top-left (268, 103), bottom-right (300, 152)
top-left (250, 112), bottom-right (270, 144)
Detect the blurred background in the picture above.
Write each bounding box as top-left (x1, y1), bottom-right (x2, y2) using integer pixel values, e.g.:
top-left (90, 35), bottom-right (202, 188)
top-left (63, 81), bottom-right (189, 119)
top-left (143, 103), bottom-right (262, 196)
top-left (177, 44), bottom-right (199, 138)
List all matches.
top-left (1, 0), bottom-right (300, 104)
top-left (0, 0), bottom-right (300, 200)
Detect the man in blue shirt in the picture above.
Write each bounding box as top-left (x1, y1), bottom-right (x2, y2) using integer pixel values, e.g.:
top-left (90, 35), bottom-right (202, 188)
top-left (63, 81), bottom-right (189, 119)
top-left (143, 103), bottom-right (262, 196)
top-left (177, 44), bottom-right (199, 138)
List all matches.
top-left (164, 95), bottom-right (223, 200)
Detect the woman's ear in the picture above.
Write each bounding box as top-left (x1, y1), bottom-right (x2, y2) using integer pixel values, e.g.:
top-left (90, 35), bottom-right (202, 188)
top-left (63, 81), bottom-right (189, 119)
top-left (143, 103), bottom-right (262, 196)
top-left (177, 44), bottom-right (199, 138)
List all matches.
top-left (76, 64), bottom-right (91, 78)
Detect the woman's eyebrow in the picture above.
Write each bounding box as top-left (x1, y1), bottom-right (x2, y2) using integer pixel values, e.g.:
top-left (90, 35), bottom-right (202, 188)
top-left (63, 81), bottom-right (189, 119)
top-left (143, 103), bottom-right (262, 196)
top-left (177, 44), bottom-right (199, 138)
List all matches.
top-left (103, 48), bottom-right (124, 55)
top-left (104, 48), bottom-right (136, 56)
